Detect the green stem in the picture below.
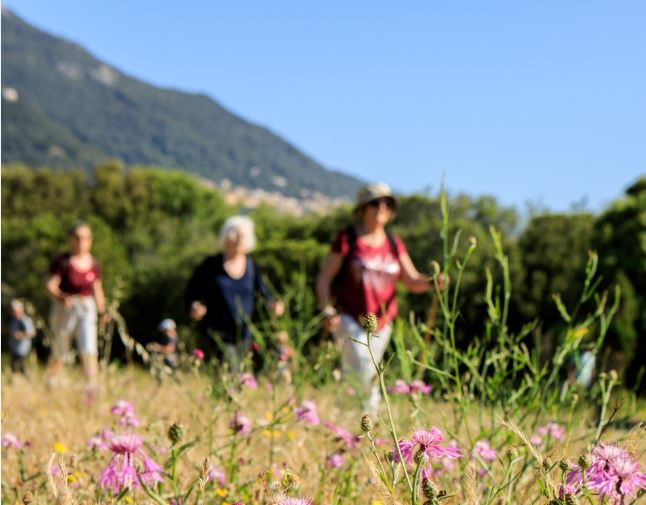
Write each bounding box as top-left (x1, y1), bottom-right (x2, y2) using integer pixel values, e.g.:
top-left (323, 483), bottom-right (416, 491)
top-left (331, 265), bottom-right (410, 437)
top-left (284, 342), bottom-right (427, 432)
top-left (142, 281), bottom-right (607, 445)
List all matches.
top-left (366, 331), bottom-right (414, 493)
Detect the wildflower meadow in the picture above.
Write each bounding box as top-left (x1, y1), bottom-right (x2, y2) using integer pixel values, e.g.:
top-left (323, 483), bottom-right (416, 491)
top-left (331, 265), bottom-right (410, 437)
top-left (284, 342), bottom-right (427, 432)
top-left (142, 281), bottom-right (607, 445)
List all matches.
top-left (2, 196), bottom-right (645, 505)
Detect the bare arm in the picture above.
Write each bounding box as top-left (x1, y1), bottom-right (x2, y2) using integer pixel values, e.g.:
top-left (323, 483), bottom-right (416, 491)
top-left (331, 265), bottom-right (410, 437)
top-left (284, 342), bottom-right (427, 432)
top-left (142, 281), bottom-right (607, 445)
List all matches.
top-left (46, 274), bottom-right (65, 300)
top-left (399, 254), bottom-right (450, 294)
top-left (92, 279), bottom-right (106, 314)
top-left (398, 253), bottom-right (432, 293)
top-left (316, 252), bottom-right (344, 310)
top-left (316, 252), bottom-right (344, 331)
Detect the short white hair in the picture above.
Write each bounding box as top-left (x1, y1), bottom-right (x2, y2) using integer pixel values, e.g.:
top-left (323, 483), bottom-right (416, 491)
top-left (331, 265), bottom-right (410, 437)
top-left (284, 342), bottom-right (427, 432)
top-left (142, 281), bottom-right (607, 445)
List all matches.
top-left (11, 299), bottom-right (24, 311)
top-left (218, 215), bottom-right (257, 253)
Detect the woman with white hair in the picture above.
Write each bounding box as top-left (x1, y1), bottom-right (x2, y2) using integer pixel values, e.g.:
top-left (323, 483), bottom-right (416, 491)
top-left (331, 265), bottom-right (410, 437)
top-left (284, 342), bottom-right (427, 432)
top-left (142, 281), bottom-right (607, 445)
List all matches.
top-left (186, 216), bottom-right (284, 368)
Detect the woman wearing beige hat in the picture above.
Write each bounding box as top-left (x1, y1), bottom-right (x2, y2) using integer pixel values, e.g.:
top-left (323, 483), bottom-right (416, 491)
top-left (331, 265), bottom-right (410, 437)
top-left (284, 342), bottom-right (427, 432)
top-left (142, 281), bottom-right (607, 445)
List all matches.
top-left (316, 182), bottom-right (448, 412)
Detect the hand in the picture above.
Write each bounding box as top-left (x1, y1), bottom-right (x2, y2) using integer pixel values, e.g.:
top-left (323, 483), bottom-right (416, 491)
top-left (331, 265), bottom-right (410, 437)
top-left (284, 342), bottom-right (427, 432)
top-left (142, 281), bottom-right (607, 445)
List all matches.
top-left (190, 301), bottom-right (207, 321)
top-left (62, 295), bottom-right (73, 310)
top-left (270, 300), bottom-right (285, 317)
top-left (434, 272), bottom-right (450, 292)
top-left (323, 313), bottom-right (340, 333)
top-left (99, 312), bottom-right (112, 325)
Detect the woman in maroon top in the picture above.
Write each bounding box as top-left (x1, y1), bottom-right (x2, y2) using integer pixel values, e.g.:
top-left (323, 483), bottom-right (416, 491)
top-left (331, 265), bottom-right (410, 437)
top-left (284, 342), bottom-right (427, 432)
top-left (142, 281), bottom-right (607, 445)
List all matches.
top-left (316, 183), bottom-right (448, 412)
top-left (46, 223), bottom-right (108, 397)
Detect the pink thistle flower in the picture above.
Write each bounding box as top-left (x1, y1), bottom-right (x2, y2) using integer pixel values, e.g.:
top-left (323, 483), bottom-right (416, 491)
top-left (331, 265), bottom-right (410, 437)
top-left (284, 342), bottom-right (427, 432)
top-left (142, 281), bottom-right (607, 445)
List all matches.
top-left (584, 443), bottom-right (646, 504)
top-left (239, 373), bottom-right (257, 390)
top-left (87, 435), bottom-right (108, 451)
top-left (295, 401), bottom-right (320, 426)
top-left (207, 465), bottom-right (226, 486)
top-left (409, 380), bottom-right (432, 395)
top-left (326, 452), bottom-right (345, 468)
top-left (230, 411), bottom-right (251, 436)
top-left (389, 379), bottom-right (411, 394)
top-left (118, 411), bottom-right (140, 427)
top-left (1, 432), bottom-right (22, 449)
top-left (530, 435), bottom-right (543, 446)
top-left (392, 427), bottom-right (462, 466)
top-left (536, 422), bottom-right (565, 441)
top-left (473, 440), bottom-right (497, 462)
top-left (323, 421), bottom-right (359, 450)
top-left (193, 348), bottom-right (205, 360)
top-left (98, 434), bottom-right (163, 493)
top-left (110, 399), bottom-right (135, 417)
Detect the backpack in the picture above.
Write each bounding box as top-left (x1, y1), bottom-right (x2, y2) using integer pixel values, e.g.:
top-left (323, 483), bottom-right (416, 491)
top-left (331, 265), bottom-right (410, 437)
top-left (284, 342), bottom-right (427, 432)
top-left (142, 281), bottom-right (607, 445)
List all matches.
top-left (331, 225), bottom-right (399, 296)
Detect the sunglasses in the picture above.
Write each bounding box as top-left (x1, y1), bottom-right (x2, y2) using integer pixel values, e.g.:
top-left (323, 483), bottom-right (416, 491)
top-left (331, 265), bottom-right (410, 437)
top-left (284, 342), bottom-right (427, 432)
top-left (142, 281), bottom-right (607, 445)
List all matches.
top-left (368, 198), bottom-right (394, 209)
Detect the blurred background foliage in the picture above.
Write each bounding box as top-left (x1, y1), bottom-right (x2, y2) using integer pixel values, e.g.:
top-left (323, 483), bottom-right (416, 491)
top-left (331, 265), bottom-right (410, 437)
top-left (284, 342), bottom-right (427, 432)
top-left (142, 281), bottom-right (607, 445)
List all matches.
top-left (2, 163), bottom-right (644, 390)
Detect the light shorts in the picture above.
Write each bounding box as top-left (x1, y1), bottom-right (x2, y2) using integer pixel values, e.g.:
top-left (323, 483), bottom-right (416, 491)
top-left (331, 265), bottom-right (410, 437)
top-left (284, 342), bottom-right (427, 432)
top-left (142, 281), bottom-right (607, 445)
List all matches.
top-left (49, 296), bottom-right (98, 358)
top-left (333, 313), bottom-right (392, 389)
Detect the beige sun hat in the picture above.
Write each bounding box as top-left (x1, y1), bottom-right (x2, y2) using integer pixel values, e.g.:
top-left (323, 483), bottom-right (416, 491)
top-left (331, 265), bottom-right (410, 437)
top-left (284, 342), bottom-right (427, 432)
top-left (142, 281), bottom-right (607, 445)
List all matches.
top-left (354, 182), bottom-right (399, 212)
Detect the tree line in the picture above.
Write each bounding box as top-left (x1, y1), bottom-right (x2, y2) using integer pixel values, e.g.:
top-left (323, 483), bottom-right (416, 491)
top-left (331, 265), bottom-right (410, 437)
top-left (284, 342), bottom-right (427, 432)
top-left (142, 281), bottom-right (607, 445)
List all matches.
top-left (2, 162), bottom-right (644, 389)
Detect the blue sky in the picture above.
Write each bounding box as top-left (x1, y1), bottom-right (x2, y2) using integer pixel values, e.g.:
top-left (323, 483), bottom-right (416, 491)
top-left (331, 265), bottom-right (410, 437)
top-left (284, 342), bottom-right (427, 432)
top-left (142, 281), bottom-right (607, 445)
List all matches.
top-left (6, 1), bottom-right (645, 211)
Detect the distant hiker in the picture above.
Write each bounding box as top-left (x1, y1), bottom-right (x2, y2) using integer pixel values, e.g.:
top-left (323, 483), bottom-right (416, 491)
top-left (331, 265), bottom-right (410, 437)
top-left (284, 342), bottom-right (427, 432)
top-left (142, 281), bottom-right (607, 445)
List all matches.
top-left (7, 299), bottom-right (36, 378)
top-left (275, 330), bottom-right (295, 384)
top-left (46, 223), bottom-right (109, 399)
top-left (147, 318), bottom-right (179, 370)
top-left (568, 342), bottom-right (597, 389)
top-left (186, 216), bottom-right (284, 370)
top-left (316, 182), bottom-right (448, 413)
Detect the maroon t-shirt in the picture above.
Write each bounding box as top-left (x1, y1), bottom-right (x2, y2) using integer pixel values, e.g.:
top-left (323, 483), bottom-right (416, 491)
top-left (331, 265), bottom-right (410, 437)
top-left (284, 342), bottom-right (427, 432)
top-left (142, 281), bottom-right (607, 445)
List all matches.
top-left (331, 229), bottom-right (407, 330)
top-left (50, 253), bottom-right (101, 296)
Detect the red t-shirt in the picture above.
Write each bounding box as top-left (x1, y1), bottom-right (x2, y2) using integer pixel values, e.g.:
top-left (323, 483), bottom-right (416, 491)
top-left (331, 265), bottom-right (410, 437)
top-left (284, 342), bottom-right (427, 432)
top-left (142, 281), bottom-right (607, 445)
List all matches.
top-left (50, 253), bottom-right (101, 296)
top-left (331, 229), bottom-right (407, 330)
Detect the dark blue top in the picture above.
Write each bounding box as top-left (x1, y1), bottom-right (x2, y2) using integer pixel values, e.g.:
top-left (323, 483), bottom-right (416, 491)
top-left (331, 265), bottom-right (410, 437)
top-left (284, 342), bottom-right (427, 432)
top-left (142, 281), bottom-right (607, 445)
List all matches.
top-left (185, 253), bottom-right (271, 342)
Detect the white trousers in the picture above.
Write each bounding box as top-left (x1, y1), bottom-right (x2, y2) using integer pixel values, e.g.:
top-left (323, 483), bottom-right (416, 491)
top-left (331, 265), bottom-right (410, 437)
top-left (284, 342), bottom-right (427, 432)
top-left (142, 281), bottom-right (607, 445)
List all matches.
top-left (49, 297), bottom-right (98, 358)
top-left (334, 314), bottom-right (392, 412)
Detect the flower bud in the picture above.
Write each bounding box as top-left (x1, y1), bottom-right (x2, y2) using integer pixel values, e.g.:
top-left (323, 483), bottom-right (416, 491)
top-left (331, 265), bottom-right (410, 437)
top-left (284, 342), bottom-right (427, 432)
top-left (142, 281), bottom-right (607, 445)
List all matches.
top-left (422, 478), bottom-right (438, 499)
top-left (430, 261), bottom-right (441, 276)
top-left (168, 422), bottom-right (184, 445)
top-left (564, 494), bottom-right (580, 505)
top-left (505, 445), bottom-right (518, 461)
top-left (55, 489), bottom-right (73, 505)
top-left (360, 414), bottom-right (373, 433)
top-left (609, 369), bottom-right (618, 381)
top-left (22, 491), bottom-right (34, 505)
top-left (362, 313), bottom-right (378, 334)
top-left (468, 236), bottom-right (477, 248)
top-left (281, 470), bottom-right (300, 490)
top-left (558, 459), bottom-right (569, 472)
top-left (578, 454), bottom-right (590, 470)
top-left (542, 457), bottom-right (553, 471)
top-left (414, 449), bottom-right (425, 464)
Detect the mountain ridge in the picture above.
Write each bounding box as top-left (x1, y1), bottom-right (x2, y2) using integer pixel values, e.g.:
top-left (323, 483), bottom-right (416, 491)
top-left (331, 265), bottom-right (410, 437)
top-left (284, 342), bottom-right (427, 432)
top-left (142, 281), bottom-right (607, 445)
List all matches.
top-left (1, 8), bottom-right (364, 200)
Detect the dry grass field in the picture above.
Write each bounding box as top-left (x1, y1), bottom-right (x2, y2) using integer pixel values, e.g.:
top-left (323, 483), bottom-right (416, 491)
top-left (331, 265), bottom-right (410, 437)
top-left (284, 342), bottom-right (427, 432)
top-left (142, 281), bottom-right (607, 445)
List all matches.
top-left (2, 361), bottom-right (644, 505)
